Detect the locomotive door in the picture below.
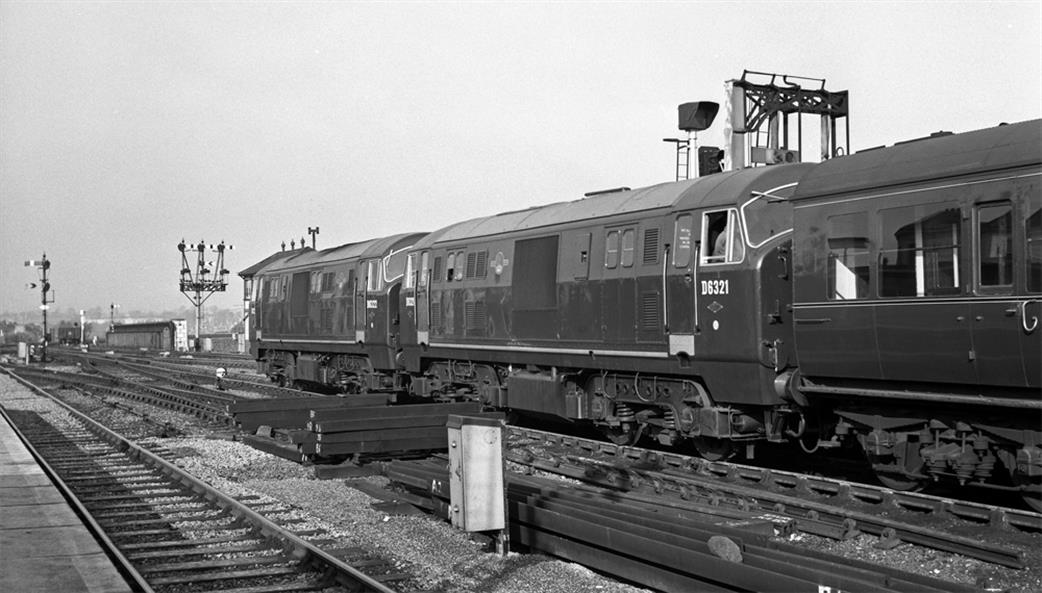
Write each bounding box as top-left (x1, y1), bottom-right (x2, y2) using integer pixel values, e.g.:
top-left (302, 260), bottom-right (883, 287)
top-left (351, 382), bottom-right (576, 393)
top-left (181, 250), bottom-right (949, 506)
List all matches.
top-left (416, 251), bottom-right (431, 346)
top-left (666, 213), bottom-right (698, 357)
top-left (691, 209), bottom-right (753, 362)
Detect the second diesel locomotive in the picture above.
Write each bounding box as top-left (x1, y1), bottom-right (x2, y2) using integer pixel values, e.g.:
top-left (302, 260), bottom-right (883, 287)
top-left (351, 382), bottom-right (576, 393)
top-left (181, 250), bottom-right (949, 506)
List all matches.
top-left (245, 119), bottom-right (1041, 509)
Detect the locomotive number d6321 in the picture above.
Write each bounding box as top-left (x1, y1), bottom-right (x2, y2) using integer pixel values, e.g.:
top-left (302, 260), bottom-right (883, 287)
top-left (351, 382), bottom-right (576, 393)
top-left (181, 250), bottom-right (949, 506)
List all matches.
top-left (700, 279), bottom-right (730, 295)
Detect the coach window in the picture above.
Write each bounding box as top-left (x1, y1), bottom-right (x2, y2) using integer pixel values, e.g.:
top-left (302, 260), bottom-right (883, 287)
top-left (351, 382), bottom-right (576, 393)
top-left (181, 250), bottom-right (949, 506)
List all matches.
top-left (701, 209), bottom-right (744, 264)
top-left (605, 230), bottom-right (620, 268)
top-left (1027, 196), bottom-right (1042, 293)
top-left (621, 229), bottom-right (636, 267)
top-left (827, 212), bottom-right (870, 300)
top-left (879, 202), bottom-right (961, 297)
top-left (673, 214), bottom-right (693, 268)
top-left (977, 203), bottom-right (1013, 289)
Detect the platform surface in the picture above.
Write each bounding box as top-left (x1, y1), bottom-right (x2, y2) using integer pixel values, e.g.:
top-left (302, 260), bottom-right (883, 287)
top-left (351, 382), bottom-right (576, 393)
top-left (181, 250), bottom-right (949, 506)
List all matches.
top-left (0, 405), bottom-right (134, 593)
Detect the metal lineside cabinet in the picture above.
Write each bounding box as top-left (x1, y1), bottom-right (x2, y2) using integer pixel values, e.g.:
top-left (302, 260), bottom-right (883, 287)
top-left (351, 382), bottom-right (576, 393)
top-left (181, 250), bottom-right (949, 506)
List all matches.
top-left (446, 414), bottom-right (505, 532)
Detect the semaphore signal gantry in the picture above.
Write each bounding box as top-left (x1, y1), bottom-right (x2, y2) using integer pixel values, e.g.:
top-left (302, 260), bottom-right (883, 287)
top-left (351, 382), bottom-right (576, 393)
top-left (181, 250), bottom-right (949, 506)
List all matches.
top-left (177, 239), bottom-right (232, 351)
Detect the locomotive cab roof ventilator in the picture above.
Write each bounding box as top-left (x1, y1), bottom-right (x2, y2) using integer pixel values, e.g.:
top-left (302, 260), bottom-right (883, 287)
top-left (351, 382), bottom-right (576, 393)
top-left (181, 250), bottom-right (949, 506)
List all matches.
top-left (724, 70), bottom-right (850, 170)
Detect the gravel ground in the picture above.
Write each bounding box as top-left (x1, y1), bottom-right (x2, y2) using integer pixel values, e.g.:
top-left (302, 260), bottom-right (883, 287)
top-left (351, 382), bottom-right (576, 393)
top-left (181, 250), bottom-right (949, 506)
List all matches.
top-left (165, 437), bottom-right (649, 592)
top-left (5, 369), bottom-right (1041, 593)
top-left (0, 372), bottom-right (648, 593)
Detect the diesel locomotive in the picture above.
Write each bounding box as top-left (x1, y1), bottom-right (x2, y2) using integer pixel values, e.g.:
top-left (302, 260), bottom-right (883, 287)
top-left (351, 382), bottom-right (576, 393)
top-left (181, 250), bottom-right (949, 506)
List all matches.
top-left (245, 119), bottom-right (1041, 509)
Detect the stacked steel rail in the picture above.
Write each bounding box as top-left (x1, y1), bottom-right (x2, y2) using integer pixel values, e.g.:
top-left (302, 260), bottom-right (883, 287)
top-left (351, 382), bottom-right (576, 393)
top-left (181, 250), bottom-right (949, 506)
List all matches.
top-left (511, 426), bottom-right (1042, 535)
top-left (385, 458), bottom-right (972, 593)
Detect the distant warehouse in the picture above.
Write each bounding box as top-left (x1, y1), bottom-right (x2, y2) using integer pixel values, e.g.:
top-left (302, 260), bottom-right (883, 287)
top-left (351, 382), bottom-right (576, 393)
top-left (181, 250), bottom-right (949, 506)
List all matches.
top-left (107, 320), bottom-right (188, 352)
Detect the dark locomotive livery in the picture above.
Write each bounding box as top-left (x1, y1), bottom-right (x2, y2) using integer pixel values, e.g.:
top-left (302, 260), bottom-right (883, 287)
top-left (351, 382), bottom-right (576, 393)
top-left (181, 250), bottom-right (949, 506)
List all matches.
top-left (245, 119), bottom-right (1041, 508)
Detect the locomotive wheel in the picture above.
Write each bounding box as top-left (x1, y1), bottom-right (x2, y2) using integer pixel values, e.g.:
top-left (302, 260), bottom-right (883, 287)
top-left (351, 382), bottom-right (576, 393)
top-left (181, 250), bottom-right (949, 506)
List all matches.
top-left (691, 436), bottom-right (735, 462)
top-left (602, 427), bottom-right (638, 446)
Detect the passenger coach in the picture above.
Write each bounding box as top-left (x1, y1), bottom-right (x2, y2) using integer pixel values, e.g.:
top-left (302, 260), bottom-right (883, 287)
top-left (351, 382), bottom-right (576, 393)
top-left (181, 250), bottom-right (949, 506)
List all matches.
top-left (789, 119), bottom-right (1041, 494)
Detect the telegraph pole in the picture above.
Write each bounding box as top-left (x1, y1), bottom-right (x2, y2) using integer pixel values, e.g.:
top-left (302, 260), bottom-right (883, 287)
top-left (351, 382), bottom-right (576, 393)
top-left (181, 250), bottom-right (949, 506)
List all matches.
top-left (178, 240), bottom-right (232, 351)
top-left (24, 254), bottom-right (53, 362)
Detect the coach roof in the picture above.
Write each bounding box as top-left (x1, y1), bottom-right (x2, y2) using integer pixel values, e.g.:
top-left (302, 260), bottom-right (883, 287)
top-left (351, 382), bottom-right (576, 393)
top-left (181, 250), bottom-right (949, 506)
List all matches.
top-left (792, 118), bottom-right (1042, 201)
top-left (413, 163), bottom-right (812, 249)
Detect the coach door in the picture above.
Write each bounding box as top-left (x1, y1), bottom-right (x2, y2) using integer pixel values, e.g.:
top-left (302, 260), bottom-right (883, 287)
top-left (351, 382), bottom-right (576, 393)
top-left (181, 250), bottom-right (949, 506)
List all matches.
top-left (873, 200), bottom-right (976, 384)
top-left (972, 191), bottom-right (1041, 389)
top-left (1023, 189), bottom-right (1042, 389)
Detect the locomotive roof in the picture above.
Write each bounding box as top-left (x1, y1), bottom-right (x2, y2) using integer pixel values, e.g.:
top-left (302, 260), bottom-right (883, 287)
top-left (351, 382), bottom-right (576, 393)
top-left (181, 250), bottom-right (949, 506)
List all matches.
top-left (243, 232), bottom-right (426, 276)
top-left (792, 118), bottom-right (1042, 200)
top-left (412, 164), bottom-right (813, 248)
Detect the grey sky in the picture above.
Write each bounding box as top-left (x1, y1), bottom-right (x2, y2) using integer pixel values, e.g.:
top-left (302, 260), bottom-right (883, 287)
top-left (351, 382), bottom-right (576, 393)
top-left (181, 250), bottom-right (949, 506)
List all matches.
top-left (2, 1), bottom-right (1040, 315)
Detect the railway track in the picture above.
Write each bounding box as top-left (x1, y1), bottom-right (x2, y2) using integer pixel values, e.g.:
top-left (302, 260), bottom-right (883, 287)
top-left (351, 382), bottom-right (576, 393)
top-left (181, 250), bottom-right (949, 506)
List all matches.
top-left (58, 348), bottom-right (317, 399)
top-left (10, 364), bottom-right (234, 424)
top-left (1, 367), bottom-right (404, 593)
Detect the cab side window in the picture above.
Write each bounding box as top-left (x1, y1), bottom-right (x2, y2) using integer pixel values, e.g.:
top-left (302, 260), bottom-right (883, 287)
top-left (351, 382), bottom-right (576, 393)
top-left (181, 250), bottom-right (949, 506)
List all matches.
top-left (701, 209), bottom-right (744, 264)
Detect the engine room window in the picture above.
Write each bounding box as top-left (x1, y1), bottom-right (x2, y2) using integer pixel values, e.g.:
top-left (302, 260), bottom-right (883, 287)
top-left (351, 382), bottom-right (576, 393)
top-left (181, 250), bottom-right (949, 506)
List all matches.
top-left (701, 209), bottom-right (744, 264)
top-left (879, 202), bottom-right (962, 297)
top-left (432, 256), bottom-right (443, 283)
top-left (621, 229), bottom-right (636, 267)
top-left (827, 212), bottom-right (870, 300)
top-left (446, 253), bottom-right (456, 282)
top-left (673, 214), bottom-right (693, 268)
top-left (320, 272), bottom-right (335, 293)
top-left (977, 203), bottom-right (1013, 288)
top-left (605, 230), bottom-right (620, 268)
top-left (454, 251), bottom-right (465, 281)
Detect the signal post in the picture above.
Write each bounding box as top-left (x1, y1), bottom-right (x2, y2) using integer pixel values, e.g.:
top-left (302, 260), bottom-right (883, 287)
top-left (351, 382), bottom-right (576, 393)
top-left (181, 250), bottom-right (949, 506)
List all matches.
top-left (24, 254), bottom-right (54, 362)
